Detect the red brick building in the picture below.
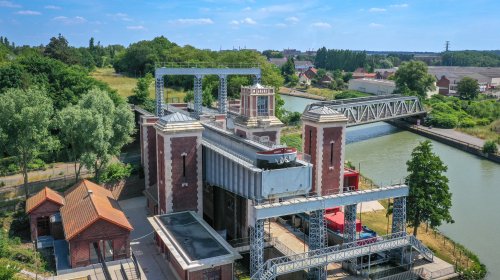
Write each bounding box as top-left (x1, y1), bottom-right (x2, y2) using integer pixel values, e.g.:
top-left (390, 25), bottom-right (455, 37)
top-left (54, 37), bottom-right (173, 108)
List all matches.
top-left (60, 180), bottom-right (133, 268)
top-left (26, 187), bottom-right (65, 241)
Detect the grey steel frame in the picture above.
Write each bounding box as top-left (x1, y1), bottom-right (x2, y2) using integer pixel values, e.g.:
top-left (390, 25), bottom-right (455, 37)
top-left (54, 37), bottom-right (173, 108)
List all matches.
top-left (304, 95), bottom-right (425, 126)
top-left (154, 67), bottom-right (261, 118)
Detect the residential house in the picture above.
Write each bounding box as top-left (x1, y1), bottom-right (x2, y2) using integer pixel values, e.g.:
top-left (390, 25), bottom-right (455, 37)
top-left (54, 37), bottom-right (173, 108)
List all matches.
top-left (294, 60), bottom-right (314, 72)
top-left (352, 68), bottom-right (376, 79)
top-left (268, 57), bottom-right (287, 68)
top-left (26, 187), bottom-right (65, 241)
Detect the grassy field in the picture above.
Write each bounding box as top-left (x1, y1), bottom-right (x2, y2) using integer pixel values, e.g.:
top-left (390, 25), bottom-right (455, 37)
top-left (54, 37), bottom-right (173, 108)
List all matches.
top-left (91, 68), bottom-right (187, 102)
top-left (457, 119), bottom-right (500, 142)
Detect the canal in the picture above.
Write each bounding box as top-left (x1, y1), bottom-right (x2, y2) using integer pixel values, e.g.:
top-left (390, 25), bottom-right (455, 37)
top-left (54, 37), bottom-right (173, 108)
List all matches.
top-left (282, 94), bottom-right (500, 279)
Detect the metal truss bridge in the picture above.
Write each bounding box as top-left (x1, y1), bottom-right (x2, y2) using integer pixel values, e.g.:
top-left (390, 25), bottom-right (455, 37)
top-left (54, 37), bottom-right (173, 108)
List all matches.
top-left (251, 232), bottom-right (434, 280)
top-left (304, 95), bottom-right (426, 126)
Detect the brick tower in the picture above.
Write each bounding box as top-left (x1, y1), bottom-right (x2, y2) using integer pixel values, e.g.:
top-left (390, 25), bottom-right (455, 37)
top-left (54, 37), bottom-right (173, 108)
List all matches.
top-left (301, 106), bottom-right (348, 195)
top-left (233, 84), bottom-right (283, 144)
top-left (139, 115), bottom-right (159, 214)
top-left (155, 112), bottom-right (204, 214)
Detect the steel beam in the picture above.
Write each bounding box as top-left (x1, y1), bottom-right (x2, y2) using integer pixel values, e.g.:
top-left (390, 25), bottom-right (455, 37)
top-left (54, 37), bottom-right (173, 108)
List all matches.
top-left (218, 74), bottom-right (228, 114)
top-left (391, 197), bottom-right (406, 234)
top-left (156, 67), bottom-right (261, 76)
top-left (253, 185), bottom-right (408, 220)
top-left (194, 75), bottom-right (203, 118)
top-left (155, 76), bottom-right (164, 117)
top-left (308, 209), bottom-right (327, 280)
top-left (250, 219), bottom-right (265, 277)
top-left (343, 204), bottom-right (357, 244)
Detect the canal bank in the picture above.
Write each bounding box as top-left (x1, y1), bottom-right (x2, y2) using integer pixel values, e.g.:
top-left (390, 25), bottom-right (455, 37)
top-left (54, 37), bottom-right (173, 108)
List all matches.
top-left (389, 120), bottom-right (500, 164)
top-left (281, 94), bottom-right (500, 280)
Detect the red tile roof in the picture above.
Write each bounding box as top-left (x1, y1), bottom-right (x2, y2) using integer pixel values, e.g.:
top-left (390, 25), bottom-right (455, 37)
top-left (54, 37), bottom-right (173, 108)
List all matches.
top-left (60, 180), bottom-right (133, 240)
top-left (26, 187), bottom-right (65, 214)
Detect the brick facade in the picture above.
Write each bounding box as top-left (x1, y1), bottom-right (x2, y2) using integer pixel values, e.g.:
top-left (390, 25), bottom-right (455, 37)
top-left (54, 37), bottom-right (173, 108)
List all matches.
top-left (28, 201), bottom-right (62, 241)
top-left (68, 220), bottom-right (130, 268)
top-left (157, 134), bottom-right (166, 214)
top-left (321, 127), bottom-right (343, 195)
top-left (303, 125), bottom-right (318, 193)
top-left (171, 137), bottom-right (199, 212)
top-left (147, 126), bottom-right (157, 187)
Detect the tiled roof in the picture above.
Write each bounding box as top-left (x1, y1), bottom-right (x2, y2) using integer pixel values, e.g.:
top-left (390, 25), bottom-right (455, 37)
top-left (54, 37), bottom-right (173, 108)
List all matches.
top-left (61, 180), bottom-right (133, 240)
top-left (26, 187), bottom-right (65, 214)
top-left (159, 112), bottom-right (196, 124)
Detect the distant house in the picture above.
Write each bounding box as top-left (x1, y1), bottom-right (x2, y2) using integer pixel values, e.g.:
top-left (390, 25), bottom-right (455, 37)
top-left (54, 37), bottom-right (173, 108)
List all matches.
top-left (352, 68), bottom-right (376, 79)
top-left (298, 72), bottom-right (311, 86)
top-left (320, 74), bottom-right (334, 85)
top-left (348, 78), bottom-right (396, 95)
top-left (294, 60), bottom-right (314, 72)
top-left (268, 57), bottom-right (287, 68)
top-left (26, 179), bottom-right (134, 269)
top-left (304, 67), bottom-right (318, 79)
top-left (283, 48), bottom-right (301, 58)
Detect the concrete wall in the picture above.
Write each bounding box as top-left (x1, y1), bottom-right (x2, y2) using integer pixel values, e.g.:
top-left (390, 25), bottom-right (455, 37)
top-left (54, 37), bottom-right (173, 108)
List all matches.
top-left (348, 79), bottom-right (396, 95)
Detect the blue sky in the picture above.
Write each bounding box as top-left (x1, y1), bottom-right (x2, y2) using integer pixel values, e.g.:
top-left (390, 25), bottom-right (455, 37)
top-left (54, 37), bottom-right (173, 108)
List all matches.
top-left (1, 0), bottom-right (499, 52)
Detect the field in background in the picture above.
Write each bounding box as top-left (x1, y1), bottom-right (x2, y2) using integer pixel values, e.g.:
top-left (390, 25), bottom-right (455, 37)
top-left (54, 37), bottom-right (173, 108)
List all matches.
top-left (91, 68), bottom-right (187, 102)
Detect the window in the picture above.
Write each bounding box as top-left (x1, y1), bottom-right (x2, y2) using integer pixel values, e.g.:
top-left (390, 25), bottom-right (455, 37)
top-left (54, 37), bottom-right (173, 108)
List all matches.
top-left (257, 96), bottom-right (268, 116)
top-left (330, 142), bottom-right (334, 165)
top-left (308, 130), bottom-right (312, 155)
top-left (36, 216), bottom-right (50, 237)
top-left (104, 240), bottom-right (114, 262)
top-left (182, 154), bottom-right (186, 178)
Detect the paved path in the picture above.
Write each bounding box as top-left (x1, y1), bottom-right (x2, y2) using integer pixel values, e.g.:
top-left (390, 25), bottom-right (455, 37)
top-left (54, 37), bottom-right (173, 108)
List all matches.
top-left (119, 196), bottom-right (178, 280)
top-left (279, 87), bottom-right (327, 100)
top-left (414, 125), bottom-right (487, 147)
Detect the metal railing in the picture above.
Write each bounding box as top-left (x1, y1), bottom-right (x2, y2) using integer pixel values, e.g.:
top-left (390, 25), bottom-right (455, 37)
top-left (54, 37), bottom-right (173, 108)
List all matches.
top-left (251, 231), bottom-right (434, 280)
top-left (408, 235), bottom-right (434, 262)
top-left (131, 252), bottom-right (142, 279)
top-left (156, 62), bottom-right (260, 69)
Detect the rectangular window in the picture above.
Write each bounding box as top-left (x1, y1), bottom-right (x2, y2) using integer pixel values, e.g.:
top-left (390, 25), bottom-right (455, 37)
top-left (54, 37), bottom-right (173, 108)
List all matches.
top-left (182, 154), bottom-right (186, 178)
top-left (257, 96), bottom-right (268, 116)
top-left (90, 242), bottom-right (99, 264)
top-left (330, 142), bottom-right (334, 165)
top-left (308, 130), bottom-right (312, 155)
top-left (104, 240), bottom-right (113, 262)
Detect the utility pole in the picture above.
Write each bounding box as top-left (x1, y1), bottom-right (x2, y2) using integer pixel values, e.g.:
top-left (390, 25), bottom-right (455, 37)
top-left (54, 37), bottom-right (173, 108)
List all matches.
top-left (445, 41), bottom-right (450, 52)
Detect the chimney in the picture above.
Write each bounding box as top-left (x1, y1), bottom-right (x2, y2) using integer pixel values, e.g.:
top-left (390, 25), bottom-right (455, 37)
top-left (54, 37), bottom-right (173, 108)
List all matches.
top-left (87, 189), bottom-right (93, 197)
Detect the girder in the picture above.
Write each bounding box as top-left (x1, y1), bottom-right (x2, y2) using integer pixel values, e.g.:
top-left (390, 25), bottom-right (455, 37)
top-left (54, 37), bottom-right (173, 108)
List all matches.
top-left (308, 209), bottom-right (327, 280)
top-left (304, 95), bottom-right (425, 126)
top-left (250, 219), bottom-right (265, 277)
top-left (155, 76), bottom-right (164, 117)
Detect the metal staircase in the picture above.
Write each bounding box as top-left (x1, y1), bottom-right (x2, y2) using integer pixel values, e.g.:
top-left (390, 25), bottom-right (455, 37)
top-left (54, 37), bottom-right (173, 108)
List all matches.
top-left (251, 232), bottom-right (434, 280)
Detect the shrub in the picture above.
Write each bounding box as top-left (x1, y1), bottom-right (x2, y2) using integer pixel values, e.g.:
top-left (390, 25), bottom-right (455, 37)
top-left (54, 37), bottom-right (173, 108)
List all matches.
top-left (27, 158), bottom-right (46, 171)
top-left (428, 113), bottom-right (458, 128)
top-left (100, 162), bottom-right (132, 183)
top-left (482, 140), bottom-right (498, 154)
top-left (459, 118), bottom-right (476, 128)
top-left (476, 118), bottom-right (491, 126)
top-left (0, 259), bottom-right (20, 280)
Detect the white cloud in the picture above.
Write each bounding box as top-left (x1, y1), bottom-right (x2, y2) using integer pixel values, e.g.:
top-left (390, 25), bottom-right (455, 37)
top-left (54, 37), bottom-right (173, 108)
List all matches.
top-left (52, 16), bottom-right (87, 24)
top-left (108, 12), bottom-right (133, 22)
top-left (16, 10), bottom-right (41, 15)
top-left (369, 23), bottom-right (384, 28)
top-left (0, 1), bottom-right (20, 8)
top-left (369, 7), bottom-right (387, 12)
top-left (230, 20), bottom-right (240, 25)
top-left (285, 16), bottom-right (299, 23)
top-left (259, 4), bottom-right (297, 14)
top-left (311, 22), bottom-right (331, 29)
top-left (127, 25), bottom-right (146, 30)
top-left (171, 18), bottom-right (214, 25)
top-left (242, 17), bottom-right (256, 25)
top-left (390, 3), bottom-right (409, 8)
top-left (44, 5), bottom-right (61, 10)
top-left (275, 23), bottom-right (287, 28)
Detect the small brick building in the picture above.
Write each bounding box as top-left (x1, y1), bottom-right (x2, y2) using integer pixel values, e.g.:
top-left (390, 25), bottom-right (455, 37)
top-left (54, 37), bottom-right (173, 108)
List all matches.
top-left (26, 187), bottom-right (65, 241)
top-left (60, 180), bottom-right (133, 268)
top-left (26, 180), bottom-right (133, 269)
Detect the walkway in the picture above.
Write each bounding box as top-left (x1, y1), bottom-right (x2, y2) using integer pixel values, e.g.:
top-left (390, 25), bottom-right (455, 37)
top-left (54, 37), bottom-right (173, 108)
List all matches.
top-left (279, 87), bottom-right (327, 101)
top-left (414, 125), bottom-right (487, 147)
top-left (119, 196), bottom-right (178, 280)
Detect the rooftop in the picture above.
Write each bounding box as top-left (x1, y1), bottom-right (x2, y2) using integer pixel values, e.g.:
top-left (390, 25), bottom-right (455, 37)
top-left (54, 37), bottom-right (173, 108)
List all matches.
top-left (26, 187), bottom-right (65, 214)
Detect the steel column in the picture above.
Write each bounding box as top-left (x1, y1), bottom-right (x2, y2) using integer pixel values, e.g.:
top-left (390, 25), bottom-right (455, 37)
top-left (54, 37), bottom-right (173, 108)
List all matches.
top-left (193, 75), bottom-right (203, 119)
top-left (155, 76), bottom-right (164, 117)
top-left (343, 204), bottom-right (357, 244)
top-left (218, 74), bottom-right (228, 114)
top-left (391, 197), bottom-right (406, 234)
top-left (253, 74), bottom-right (261, 85)
top-left (250, 219), bottom-right (265, 277)
top-left (308, 209), bottom-right (327, 280)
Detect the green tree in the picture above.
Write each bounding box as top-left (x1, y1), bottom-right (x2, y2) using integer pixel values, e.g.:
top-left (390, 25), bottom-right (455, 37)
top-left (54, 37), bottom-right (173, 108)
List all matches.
top-left (394, 61), bottom-right (435, 99)
top-left (128, 73), bottom-right (153, 105)
top-left (44, 34), bottom-right (77, 65)
top-left (0, 88), bottom-right (57, 198)
top-left (76, 89), bottom-right (135, 180)
top-left (457, 77), bottom-right (479, 100)
top-left (405, 140), bottom-right (453, 237)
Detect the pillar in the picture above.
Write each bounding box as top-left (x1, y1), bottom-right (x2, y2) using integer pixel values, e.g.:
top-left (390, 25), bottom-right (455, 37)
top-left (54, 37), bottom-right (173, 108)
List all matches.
top-left (156, 75), bottom-right (164, 117)
top-left (194, 75), bottom-right (203, 118)
top-left (250, 219), bottom-right (265, 277)
top-left (343, 204), bottom-right (357, 244)
top-left (218, 74), bottom-right (227, 114)
top-left (308, 209), bottom-right (327, 280)
top-left (391, 197), bottom-right (406, 235)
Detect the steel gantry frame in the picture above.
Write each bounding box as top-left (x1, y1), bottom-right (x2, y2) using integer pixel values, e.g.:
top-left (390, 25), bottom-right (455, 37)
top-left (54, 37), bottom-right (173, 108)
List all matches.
top-left (154, 67), bottom-right (261, 118)
top-left (250, 219), bottom-right (265, 277)
top-left (308, 209), bottom-right (328, 279)
top-left (304, 95), bottom-right (425, 127)
top-left (391, 197), bottom-right (406, 234)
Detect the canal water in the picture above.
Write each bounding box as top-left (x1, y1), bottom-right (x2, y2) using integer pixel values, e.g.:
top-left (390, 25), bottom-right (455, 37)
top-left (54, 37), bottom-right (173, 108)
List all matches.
top-left (282, 94), bottom-right (500, 279)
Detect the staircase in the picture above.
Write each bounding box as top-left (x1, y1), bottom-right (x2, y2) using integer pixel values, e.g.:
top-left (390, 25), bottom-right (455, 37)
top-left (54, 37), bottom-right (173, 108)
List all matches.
top-left (251, 232), bottom-right (434, 280)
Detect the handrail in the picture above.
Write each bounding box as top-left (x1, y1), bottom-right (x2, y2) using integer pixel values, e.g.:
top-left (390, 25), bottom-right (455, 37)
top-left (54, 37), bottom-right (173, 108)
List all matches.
top-left (131, 252), bottom-right (142, 279)
top-left (156, 61), bottom-right (260, 69)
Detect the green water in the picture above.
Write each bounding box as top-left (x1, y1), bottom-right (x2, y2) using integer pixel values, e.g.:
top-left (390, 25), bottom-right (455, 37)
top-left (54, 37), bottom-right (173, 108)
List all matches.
top-left (282, 94), bottom-right (500, 279)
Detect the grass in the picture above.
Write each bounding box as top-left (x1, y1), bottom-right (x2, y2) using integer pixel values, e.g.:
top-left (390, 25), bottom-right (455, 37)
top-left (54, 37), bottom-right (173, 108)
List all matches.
top-left (91, 67), bottom-right (187, 103)
top-left (457, 119), bottom-right (500, 142)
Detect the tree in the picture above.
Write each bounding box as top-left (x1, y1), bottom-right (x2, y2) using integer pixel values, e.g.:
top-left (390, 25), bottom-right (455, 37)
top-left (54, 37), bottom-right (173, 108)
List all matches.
top-left (482, 140), bottom-right (498, 154)
top-left (44, 34), bottom-right (77, 65)
top-left (0, 88), bottom-right (57, 198)
top-left (405, 140), bottom-right (453, 237)
top-left (394, 61), bottom-right (435, 99)
top-left (457, 77), bottom-right (479, 100)
top-left (75, 89), bottom-right (135, 180)
top-left (128, 73), bottom-right (153, 105)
